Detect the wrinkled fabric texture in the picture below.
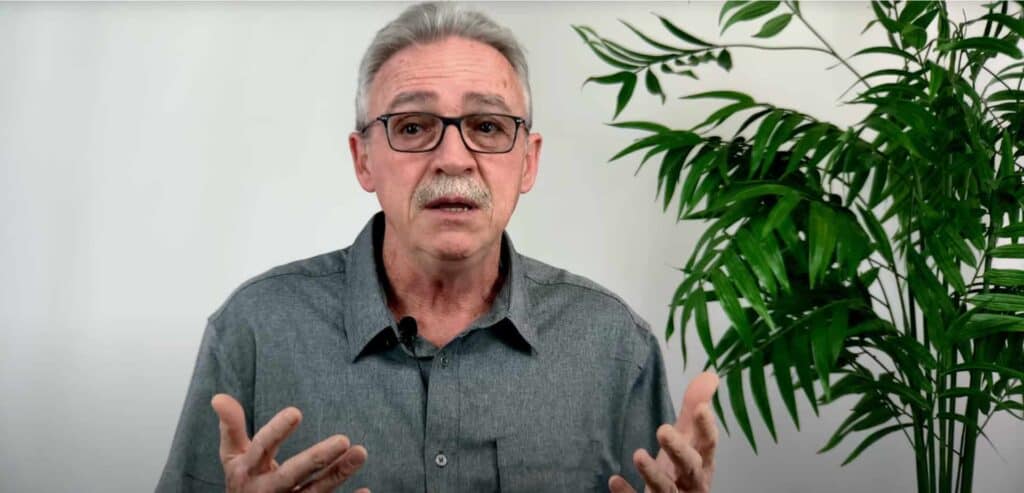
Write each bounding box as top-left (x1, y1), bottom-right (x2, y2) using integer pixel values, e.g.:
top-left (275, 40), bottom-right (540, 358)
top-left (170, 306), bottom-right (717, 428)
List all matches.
top-left (157, 211), bottom-right (675, 492)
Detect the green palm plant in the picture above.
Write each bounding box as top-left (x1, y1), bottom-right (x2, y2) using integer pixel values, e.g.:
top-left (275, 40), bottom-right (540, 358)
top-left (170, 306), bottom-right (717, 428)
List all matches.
top-left (576, 2), bottom-right (1024, 492)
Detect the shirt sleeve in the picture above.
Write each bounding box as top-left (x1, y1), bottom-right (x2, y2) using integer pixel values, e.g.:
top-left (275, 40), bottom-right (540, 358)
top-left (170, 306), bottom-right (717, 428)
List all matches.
top-left (156, 316), bottom-right (256, 492)
top-left (616, 326), bottom-right (677, 491)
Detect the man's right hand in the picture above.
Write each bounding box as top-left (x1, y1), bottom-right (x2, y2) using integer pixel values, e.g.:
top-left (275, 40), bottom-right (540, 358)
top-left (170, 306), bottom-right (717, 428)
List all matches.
top-left (211, 394), bottom-right (370, 493)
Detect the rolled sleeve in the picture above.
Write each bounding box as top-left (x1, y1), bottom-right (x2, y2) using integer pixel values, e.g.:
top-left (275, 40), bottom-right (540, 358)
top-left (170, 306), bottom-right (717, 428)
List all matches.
top-left (156, 317), bottom-right (255, 492)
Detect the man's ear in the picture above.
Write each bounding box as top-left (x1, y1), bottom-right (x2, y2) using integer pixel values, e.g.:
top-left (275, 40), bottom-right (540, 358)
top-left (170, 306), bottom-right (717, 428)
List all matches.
top-left (349, 132), bottom-right (375, 192)
top-left (519, 132), bottom-right (542, 194)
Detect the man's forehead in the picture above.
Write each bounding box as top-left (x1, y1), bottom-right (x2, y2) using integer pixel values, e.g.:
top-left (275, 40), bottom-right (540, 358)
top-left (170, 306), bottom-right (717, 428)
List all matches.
top-left (385, 90), bottom-right (513, 113)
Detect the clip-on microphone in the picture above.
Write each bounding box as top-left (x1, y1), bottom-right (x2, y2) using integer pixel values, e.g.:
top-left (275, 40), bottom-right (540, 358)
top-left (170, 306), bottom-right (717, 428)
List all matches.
top-left (398, 316), bottom-right (428, 392)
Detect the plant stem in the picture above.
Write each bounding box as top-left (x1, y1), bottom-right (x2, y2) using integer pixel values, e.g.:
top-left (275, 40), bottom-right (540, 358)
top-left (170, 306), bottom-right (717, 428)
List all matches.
top-left (786, 0), bottom-right (871, 90)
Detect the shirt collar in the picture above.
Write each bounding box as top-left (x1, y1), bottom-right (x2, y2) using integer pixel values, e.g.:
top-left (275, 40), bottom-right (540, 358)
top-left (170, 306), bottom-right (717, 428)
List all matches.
top-left (343, 211), bottom-right (537, 362)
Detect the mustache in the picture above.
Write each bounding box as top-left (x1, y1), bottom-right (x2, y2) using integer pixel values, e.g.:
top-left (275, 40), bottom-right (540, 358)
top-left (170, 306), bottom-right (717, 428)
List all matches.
top-left (413, 175), bottom-right (492, 209)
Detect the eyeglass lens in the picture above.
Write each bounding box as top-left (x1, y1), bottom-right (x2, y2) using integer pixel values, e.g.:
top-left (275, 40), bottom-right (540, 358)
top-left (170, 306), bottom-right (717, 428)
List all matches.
top-left (386, 113), bottom-right (517, 152)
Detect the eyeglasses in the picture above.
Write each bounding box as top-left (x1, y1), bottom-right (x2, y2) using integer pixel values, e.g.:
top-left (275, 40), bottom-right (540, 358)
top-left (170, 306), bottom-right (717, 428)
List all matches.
top-left (359, 112), bottom-right (527, 154)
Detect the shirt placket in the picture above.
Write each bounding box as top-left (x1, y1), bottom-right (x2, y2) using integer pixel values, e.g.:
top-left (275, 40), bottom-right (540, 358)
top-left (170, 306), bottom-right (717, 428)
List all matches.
top-left (423, 336), bottom-right (460, 493)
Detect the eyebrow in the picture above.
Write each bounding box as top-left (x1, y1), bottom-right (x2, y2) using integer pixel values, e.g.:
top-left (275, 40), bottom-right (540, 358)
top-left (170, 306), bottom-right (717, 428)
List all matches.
top-left (383, 90), bottom-right (513, 114)
top-left (463, 92), bottom-right (512, 113)
top-left (385, 91), bottom-right (438, 113)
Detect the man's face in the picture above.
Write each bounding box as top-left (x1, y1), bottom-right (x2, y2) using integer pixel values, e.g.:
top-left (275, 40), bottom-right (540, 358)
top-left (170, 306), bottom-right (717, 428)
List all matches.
top-left (349, 36), bottom-right (542, 263)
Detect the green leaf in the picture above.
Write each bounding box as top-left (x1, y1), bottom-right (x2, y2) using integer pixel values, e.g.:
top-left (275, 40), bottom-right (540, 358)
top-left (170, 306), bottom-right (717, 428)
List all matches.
top-left (990, 244), bottom-right (1024, 258)
top-left (619, 20), bottom-right (684, 52)
top-left (645, 69), bottom-right (666, 104)
top-left (679, 151), bottom-right (718, 215)
top-left (710, 269), bottom-right (754, 349)
top-left (784, 123), bottom-right (830, 175)
top-left (749, 110), bottom-right (785, 178)
top-left (771, 338), bottom-right (800, 429)
top-left (691, 287), bottom-right (716, 368)
top-left (953, 313), bottom-right (1024, 342)
top-left (657, 14), bottom-right (715, 47)
top-left (792, 331), bottom-right (819, 415)
top-left (754, 13), bottom-right (793, 38)
top-left (969, 293), bottom-right (1024, 312)
top-left (857, 205), bottom-right (895, 265)
top-left (758, 113), bottom-right (803, 178)
top-left (614, 72), bottom-right (639, 118)
top-left (723, 249), bottom-right (775, 329)
top-left (694, 101), bottom-right (760, 131)
top-left (840, 424), bottom-right (911, 466)
top-left (734, 228), bottom-right (779, 296)
top-left (722, 1), bottom-right (781, 35)
top-left (819, 392), bottom-right (876, 452)
top-left (610, 131), bottom-right (700, 162)
top-left (658, 147), bottom-right (688, 209)
top-left (811, 319), bottom-right (833, 399)
top-left (607, 121), bottom-right (672, 133)
top-left (980, 13), bottom-right (1024, 39)
top-left (828, 305), bottom-right (848, 366)
top-left (727, 368), bottom-right (758, 453)
top-left (943, 362), bottom-right (1024, 381)
top-left (719, 1), bottom-right (750, 24)
top-left (852, 46), bottom-right (918, 63)
top-left (985, 269), bottom-right (1024, 287)
top-left (712, 385), bottom-right (731, 434)
top-left (578, 38), bottom-right (644, 70)
top-left (808, 202), bottom-right (837, 288)
top-left (717, 49), bottom-right (733, 71)
top-left (939, 37), bottom-right (1023, 59)
top-left (749, 350), bottom-right (777, 442)
top-left (997, 223), bottom-right (1024, 238)
top-left (710, 182), bottom-right (800, 209)
top-left (682, 90), bottom-right (756, 104)
top-left (761, 193), bottom-right (801, 237)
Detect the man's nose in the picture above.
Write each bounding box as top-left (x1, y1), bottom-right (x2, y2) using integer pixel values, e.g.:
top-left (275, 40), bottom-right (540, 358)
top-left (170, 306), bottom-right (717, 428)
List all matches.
top-left (429, 122), bottom-right (477, 175)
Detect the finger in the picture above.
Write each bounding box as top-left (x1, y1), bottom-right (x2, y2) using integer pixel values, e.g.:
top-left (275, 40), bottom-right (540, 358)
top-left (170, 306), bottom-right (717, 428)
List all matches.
top-left (692, 402), bottom-right (719, 469)
top-left (677, 371), bottom-right (719, 435)
top-left (608, 474), bottom-right (638, 493)
top-left (656, 425), bottom-right (702, 491)
top-left (211, 394), bottom-right (251, 463)
top-left (273, 434), bottom-right (350, 489)
top-left (240, 406), bottom-right (303, 472)
top-left (301, 445), bottom-right (368, 493)
top-left (633, 448), bottom-right (676, 493)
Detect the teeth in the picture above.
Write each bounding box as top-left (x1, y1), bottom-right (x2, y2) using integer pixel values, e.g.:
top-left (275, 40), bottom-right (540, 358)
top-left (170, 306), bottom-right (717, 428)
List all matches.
top-left (439, 206), bottom-right (470, 212)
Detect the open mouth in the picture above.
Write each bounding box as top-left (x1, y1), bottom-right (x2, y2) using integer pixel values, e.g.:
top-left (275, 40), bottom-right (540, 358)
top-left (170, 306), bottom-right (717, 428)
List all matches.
top-left (424, 196), bottom-right (479, 213)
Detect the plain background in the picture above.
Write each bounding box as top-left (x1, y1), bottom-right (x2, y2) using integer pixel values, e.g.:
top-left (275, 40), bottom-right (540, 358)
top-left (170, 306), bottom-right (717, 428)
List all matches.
top-left (1, 1), bottom-right (1021, 492)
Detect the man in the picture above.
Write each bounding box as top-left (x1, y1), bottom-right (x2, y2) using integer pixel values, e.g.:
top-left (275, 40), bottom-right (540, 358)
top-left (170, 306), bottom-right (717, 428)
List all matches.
top-left (157, 3), bottom-right (719, 492)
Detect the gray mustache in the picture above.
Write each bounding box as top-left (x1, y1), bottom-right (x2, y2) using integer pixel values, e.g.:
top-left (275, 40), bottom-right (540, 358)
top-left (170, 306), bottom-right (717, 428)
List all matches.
top-left (414, 175), bottom-right (492, 209)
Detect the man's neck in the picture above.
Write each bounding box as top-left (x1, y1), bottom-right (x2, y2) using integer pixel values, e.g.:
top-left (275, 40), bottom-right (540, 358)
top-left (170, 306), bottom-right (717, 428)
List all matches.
top-left (379, 226), bottom-right (504, 347)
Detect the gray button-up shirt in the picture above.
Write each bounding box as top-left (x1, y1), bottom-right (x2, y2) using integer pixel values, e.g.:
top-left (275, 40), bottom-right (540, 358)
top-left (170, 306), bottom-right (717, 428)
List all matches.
top-left (157, 212), bottom-right (675, 492)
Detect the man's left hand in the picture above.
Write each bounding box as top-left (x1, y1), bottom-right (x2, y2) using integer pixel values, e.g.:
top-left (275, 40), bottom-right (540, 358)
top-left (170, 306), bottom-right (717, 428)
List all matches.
top-left (609, 371), bottom-right (720, 493)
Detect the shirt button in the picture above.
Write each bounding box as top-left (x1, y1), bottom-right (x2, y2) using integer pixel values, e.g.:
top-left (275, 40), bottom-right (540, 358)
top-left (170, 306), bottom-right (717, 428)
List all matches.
top-left (434, 452), bottom-right (448, 467)
top-left (440, 355), bottom-right (450, 368)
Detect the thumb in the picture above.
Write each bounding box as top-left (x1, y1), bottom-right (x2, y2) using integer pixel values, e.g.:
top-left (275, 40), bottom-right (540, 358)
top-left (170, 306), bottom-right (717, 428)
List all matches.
top-left (211, 393), bottom-right (250, 462)
top-left (677, 371), bottom-right (720, 432)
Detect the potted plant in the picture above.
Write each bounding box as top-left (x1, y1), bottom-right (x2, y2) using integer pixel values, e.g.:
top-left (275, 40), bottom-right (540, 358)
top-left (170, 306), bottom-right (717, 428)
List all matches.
top-left (576, 2), bottom-right (1024, 492)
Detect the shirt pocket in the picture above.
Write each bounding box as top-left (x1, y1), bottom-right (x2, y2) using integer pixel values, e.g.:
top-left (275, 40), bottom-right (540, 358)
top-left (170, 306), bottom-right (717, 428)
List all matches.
top-left (496, 434), bottom-right (602, 492)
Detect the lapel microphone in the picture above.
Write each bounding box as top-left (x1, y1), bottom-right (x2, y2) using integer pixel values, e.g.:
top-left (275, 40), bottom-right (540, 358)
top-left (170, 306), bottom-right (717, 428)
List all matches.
top-left (398, 316), bottom-right (428, 392)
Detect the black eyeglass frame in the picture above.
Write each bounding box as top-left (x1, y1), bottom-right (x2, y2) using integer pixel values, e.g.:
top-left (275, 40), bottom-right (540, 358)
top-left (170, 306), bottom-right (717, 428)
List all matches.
top-left (358, 112), bottom-right (529, 154)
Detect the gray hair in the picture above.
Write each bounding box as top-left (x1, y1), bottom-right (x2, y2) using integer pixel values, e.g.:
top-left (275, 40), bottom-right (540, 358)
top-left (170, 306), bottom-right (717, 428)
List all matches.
top-left (355, 2), bottom-right (532, 130)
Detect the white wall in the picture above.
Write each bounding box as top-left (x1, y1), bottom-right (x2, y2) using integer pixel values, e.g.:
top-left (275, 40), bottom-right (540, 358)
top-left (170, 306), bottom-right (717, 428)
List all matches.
top-left (1, 2), bottom-right (1020, 492)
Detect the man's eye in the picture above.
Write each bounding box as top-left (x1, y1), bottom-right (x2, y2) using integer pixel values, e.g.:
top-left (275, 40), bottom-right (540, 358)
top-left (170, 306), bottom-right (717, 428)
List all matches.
top-left (399, 124), bottom-right (422, 135)
top-left (476, 121), bottom-right (497, 133)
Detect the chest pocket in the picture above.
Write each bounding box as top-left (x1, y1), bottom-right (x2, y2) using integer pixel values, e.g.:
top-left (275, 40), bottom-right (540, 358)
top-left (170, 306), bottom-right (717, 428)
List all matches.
top-left (496, 435), bottom-right (602, 492)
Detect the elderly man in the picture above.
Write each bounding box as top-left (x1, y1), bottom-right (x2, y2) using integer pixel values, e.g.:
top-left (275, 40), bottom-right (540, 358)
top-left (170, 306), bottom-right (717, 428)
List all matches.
top-left (157, 3), bottom-right (719, 492)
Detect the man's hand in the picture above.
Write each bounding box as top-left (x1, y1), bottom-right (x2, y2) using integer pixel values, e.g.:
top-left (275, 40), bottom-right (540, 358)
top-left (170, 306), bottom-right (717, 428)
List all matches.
top-left (211, 393), bottom-right (370, 493)
top-left (609, 371), bottom-right (720, 493)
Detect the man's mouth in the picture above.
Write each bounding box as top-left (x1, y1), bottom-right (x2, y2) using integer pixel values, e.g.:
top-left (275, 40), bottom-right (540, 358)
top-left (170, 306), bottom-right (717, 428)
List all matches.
top-left (424, 196), bottom-right (480, 212)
